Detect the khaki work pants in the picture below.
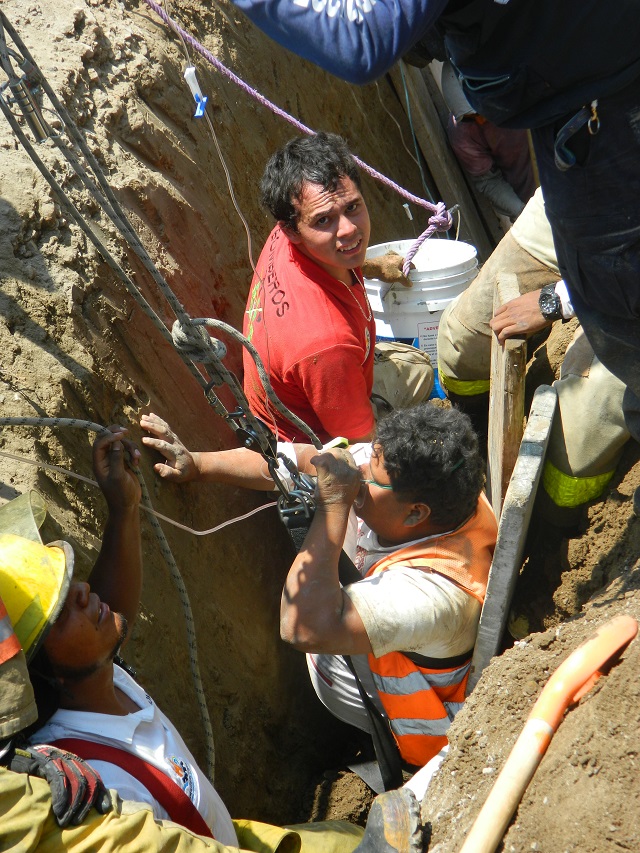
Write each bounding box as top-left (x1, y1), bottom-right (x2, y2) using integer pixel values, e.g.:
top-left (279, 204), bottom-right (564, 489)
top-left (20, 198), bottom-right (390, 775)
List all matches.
top-left (437, 232), bottom-right (629, 508)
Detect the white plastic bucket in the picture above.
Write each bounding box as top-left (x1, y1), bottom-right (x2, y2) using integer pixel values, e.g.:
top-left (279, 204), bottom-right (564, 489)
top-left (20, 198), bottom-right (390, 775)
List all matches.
top-left (364, 239), bottom-right (478, 394)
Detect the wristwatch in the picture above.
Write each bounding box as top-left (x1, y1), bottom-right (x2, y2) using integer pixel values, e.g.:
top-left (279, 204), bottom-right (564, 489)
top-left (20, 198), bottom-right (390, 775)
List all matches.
top-left (538, 283), bottom-right (564, 322)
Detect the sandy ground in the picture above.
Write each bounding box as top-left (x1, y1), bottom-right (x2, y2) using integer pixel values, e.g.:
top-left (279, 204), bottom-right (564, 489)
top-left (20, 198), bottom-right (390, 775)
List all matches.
top-left (0, 0), bottom-right (639, 849)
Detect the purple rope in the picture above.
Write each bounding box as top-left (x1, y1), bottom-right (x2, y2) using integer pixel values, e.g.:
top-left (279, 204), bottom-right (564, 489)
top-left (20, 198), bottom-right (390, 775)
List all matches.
top-left (142, 0), bottom-right (452, 228)
top-left (402, 202), bottom-right (453, 276)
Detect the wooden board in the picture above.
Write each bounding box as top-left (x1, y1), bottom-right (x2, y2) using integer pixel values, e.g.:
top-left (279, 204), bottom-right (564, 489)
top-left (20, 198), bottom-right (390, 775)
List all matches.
top-left (387, 62), bottom-right (495, 261)
top-left (467, 384), bottom-right (557, 694)
top-left (486, 273), bottom-right (527, 517)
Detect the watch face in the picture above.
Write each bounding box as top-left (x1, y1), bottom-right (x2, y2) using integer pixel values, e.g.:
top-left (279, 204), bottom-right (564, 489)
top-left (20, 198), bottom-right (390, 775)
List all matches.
top-left (539, 291), bottom-right (562, 321)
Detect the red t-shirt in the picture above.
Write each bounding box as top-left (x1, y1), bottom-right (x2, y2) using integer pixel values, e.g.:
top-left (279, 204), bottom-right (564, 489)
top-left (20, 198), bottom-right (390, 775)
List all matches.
top-left (242, 225), bottom-right (376, 443)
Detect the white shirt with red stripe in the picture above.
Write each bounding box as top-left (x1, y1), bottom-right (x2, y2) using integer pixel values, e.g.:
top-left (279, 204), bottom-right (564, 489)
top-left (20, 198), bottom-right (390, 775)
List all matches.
top-left (30, 665), bottom-right (237, 846)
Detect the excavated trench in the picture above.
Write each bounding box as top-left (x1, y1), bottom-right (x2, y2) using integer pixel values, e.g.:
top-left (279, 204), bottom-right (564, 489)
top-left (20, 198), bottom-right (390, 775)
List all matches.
top-left (0, 0), bottom-right (446, 825)
top-left (1, 1), bottom-right (640, 848)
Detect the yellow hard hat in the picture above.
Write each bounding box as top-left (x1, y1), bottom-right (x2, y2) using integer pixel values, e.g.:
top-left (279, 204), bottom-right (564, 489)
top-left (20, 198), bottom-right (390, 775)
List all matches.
top-left (0, 492), bottom-right (73, 660)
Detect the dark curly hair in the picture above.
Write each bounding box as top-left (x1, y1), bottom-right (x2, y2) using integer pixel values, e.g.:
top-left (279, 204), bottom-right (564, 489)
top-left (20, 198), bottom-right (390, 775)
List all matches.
top-left (375, 404), bottom-right (485, 529)
top-left (260, 132), bottom-right (361, 230)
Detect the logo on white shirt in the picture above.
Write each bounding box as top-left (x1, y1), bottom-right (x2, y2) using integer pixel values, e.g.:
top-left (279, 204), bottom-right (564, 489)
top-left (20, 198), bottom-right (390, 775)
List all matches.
top-left (169, 755), bottom-right (196, 799)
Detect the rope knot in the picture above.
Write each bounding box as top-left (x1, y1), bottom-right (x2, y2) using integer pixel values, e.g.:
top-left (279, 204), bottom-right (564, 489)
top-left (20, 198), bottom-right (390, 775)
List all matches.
top-left (428, 201), bottom-right (453, 234)
top-left (171, 319), bottom-right (226, 363)
top-left (402, 203), bottom-right (454, 276)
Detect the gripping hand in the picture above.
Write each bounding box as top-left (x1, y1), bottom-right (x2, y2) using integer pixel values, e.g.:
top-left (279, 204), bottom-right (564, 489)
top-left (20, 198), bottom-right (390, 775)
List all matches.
top-left (311, 448), bottom-right (362, 509)
top-left (4, 743), bottom-right (112, 827)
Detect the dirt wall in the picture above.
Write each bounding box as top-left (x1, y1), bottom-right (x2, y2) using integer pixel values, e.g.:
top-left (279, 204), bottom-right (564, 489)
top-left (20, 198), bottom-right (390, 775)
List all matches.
top-left (4, 1), bottom-right (640, 847)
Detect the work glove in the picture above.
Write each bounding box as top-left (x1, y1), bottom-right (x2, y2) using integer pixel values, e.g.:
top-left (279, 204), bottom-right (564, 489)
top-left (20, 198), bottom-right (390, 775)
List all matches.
top-left (1, 741), bottom-right (112, 826)
top-left (362, 251), bottom-right (414, 288)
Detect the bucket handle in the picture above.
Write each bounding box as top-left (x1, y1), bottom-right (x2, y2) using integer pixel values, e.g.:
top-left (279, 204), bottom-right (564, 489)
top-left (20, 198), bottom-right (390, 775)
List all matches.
top-left (381, 284), bottom-right (398, 302)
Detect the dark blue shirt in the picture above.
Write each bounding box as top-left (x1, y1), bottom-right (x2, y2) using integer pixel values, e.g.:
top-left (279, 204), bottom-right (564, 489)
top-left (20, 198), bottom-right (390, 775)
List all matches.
top-left (231, 0), bottom-right (640, 127)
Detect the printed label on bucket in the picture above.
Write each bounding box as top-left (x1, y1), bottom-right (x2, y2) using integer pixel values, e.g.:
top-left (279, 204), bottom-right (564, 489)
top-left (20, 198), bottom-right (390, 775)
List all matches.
top-left (417, 320), bottom-right (440, 362)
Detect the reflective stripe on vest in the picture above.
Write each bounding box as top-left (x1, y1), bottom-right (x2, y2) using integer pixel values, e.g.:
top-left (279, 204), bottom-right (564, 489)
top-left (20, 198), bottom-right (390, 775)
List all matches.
top-left (0, 603), bottom-right (20, 665)
top-left (365, 496), bottom-right (496, 766)
top-left (542, 459), bottom-right (615, 508)
top-left (369, 650), bottom-right (471, 766)
top-left (391, 716), bottom-right (451, 739)
top-left (371, 664), bottom-right (469, 694)
top-left (437, 368), bottom-right (490, 398)
top-left (371, 660), bottom-right (471, 738)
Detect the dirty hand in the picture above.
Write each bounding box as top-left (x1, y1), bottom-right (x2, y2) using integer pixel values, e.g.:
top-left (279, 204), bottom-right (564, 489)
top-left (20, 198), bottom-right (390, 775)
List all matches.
top-left (489, 290), bottom-right (551, 342)
top-left (361, 251), bottom-right (414, 288)
top-left (311, 449), bottom-right (362, 509)
top-left (140, 412), bottom-right (198, 482)
top-left (3, 742), bottom-right (112, 827)
top-left (93, 426), bottom-right (141, 511)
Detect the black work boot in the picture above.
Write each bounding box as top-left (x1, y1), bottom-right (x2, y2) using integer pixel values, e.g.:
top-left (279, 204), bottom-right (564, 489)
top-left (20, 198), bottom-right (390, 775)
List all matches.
top-left (633, 485), bottom-right (640, 517)
top-left (354, 788), bottom-right (424, 853)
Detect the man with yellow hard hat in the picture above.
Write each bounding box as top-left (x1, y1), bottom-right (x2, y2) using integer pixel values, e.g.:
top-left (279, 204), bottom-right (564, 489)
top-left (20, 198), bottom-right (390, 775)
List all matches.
top-left (0, 490), bottom-right (112, 827)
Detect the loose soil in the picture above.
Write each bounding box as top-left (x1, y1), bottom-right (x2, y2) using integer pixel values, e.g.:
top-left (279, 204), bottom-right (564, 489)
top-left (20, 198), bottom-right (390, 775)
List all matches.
top-left (0, 1), bottom-right (638, 850)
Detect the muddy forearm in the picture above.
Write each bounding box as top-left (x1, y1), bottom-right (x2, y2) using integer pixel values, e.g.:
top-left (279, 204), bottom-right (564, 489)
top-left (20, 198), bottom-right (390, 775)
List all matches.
top-left (280, 504), bottom-right (351, 651)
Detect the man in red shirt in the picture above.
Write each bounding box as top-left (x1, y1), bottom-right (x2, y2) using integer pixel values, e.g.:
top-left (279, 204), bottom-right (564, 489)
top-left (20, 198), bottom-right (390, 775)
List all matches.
top-left (243, 133), bottom-right (378, 444)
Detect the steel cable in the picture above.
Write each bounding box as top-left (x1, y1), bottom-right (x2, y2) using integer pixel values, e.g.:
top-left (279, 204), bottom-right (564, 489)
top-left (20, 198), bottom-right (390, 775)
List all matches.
top-left (0, 416), bottom-right (216, 781)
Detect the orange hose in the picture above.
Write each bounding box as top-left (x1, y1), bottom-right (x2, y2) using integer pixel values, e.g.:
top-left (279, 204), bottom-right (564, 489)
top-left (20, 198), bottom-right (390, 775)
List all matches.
top-left (528, 614), bottom-right (637, 733)
top-left (459, 615), bottom-right (638, 853)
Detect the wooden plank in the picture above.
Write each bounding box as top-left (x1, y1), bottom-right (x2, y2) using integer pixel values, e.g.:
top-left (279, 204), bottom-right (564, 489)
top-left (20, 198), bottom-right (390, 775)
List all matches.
top-left (387, 62), bottom-right (495, 261)
top-left (486, 273), bottom-right (527, 517)
top-left (467, 384), bottom-right (558, 693)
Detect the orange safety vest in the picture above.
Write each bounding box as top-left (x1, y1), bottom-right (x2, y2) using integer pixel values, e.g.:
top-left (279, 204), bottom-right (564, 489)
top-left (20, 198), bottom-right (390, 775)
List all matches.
top-left (366, 493), bottom-right (497, 767)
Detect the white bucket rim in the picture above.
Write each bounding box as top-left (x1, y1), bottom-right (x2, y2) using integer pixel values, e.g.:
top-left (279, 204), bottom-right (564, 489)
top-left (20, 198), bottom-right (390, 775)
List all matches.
top-left (364, 264), bottom-right (478, 295)
top-left (365, 238), bottom-right (478, 280)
